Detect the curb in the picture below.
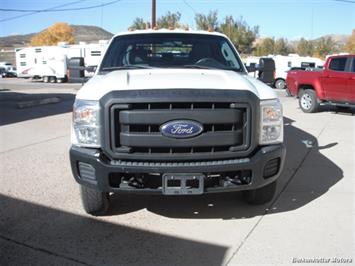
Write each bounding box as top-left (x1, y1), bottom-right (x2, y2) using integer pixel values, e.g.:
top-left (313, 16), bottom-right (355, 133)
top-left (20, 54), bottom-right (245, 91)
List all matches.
top-left (17, 97), bottom-right (61, 109)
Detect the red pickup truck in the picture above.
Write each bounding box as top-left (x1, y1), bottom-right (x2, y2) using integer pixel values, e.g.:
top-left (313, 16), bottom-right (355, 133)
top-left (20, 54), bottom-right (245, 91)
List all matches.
top-left (286, 54), bottom-right (355, 112)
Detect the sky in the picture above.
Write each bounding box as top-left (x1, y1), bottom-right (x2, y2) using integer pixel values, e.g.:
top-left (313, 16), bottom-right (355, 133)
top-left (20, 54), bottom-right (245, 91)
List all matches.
top-left (0, 0), bottom-right (354, 40)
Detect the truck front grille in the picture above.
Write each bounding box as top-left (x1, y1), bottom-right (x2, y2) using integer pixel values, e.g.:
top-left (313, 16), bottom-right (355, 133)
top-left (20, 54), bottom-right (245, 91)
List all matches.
top-left (109, 101), bottom-right (251, 161)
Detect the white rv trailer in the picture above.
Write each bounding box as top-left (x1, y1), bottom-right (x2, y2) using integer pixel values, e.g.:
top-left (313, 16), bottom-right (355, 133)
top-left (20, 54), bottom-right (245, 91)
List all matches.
top-left (15, 40), bottom-right (108, 82)
top-left (244, 54), bottom-right (324, 89)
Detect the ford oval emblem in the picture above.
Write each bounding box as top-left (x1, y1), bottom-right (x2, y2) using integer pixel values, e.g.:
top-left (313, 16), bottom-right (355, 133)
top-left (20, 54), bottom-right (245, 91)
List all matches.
top-left (160, 120), bottom-right (203, 138)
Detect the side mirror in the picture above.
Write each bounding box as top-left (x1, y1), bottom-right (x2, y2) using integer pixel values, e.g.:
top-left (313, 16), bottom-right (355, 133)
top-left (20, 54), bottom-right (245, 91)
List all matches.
top-left (67, 57), bottom-right (87, 83)
top-left (258, 58), bottom-right (275, 85)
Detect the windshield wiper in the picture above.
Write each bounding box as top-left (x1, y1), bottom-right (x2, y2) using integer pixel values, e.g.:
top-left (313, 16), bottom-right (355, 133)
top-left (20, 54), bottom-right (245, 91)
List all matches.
top-left (101, 65), bottom-right (153, 71)
top-left (183, 64), bottom-right (216, 69)
top-left (182, 64), bottom-right (243, 72)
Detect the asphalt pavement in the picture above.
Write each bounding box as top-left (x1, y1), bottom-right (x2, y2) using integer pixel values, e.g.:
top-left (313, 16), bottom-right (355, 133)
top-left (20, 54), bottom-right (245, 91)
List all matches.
top-left (0, 78), bottom-right (354, 266)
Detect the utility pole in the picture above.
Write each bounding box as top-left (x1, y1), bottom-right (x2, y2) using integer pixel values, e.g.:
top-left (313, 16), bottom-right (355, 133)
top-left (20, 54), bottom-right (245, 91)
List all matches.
top-left (152, 0), bottom-right (156, 28)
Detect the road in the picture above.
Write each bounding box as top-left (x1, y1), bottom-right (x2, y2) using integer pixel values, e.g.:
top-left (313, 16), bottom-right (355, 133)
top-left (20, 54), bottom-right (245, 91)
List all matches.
top-left (0, 79), bottom-right (354, 266)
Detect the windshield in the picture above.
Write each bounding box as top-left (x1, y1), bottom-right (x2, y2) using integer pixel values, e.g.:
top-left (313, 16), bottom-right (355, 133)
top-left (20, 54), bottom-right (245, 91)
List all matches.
top-left (99, 33), bottom-right (245, 73)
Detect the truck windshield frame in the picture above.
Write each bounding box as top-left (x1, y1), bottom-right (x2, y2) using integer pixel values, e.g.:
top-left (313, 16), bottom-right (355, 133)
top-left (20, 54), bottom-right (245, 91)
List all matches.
top-left (99, 33), bottom-right (245, 74)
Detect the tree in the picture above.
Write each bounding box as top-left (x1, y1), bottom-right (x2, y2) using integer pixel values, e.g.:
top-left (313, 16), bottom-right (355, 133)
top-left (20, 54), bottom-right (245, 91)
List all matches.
top-left (253, 37), bottom-right (275, 56)
top-left (296, 38), bottom-right (314, 56)
top-left (313, 37), bottom-right (336, 58)
top-left (131, 12), bottom-right (183, 30)
top-left (157, 11), bottom-right (182, 28)
top-left (220, 16), bottom-right (259, 54)
top-left (274, 38), bottom-right (293, 55)
top-left (31, 22), bottom-right (74, 46)
top-left (344, 29), bottom-right (355, 54)
top-left (130, 17), bottom-right (147, 30)
top-left (195, 10), bottom-right (219, 31)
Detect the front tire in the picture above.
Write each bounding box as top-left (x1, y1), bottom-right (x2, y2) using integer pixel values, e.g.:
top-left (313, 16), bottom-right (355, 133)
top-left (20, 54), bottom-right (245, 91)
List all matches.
top-left (243, 181), bottom-right (277, 205)
top-left (274, 79), bottom-right (286, 90)
top-left (49, 76), bottom-right (57, 83)
top-left (299, 89), bottom-right (319, 113)
top-left (80, 185), bottom-right (110, 216)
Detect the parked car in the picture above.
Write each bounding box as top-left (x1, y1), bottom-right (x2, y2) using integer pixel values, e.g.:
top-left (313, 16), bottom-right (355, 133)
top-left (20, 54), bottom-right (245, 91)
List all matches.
top-left (1, 69), bottom-right (17, 78)
top-left (0, 62), bottom-right (17, 78)
top-left (286, 54), bottom-right (355, 113)
top-left (69, 29), bottom-right (286, 215)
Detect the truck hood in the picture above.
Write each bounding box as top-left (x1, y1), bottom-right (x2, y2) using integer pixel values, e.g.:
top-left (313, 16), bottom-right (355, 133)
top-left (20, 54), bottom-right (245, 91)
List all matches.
top-left (76, 68), bottom-right (277, 101)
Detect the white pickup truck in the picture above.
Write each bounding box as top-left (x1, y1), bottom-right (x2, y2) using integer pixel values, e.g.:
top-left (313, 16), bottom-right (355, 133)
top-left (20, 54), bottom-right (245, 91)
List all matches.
top-left (70, 30), bottom-right (286, 215)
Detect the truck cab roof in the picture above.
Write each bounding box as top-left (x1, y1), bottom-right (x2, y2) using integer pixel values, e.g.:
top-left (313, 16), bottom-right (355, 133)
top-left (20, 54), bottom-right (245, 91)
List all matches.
top-left (112, 29), bottom-right (228, 38)
top-left (77, 30), bottom-right (278, 101)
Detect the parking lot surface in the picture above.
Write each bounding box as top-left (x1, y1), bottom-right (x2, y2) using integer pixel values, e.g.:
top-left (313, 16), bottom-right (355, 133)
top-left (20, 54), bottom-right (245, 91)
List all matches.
top-left (0, 79), bottom-right (354, 265)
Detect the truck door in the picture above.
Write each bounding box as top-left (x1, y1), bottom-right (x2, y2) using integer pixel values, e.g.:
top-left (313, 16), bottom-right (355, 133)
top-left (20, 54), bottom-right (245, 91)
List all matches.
top-left (321, 57), bottom-right (350, 102)
top-left (348, 57), bottom-right (355, 103)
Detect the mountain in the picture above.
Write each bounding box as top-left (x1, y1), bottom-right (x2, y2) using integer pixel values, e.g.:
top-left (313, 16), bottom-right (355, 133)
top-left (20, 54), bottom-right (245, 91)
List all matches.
top-left (314, 34), bottom-right (350, 46)
top-left (71, 25), bottom-right (113, 43)
top-left (256, 34), bottom-right (350, 47)
top-left (0, 25), bottom-right (114, 64)
top-left (0, 33), bottom-right (35, 48)
top-left (0, 25), bottom-right (113, 48)
top-left (253, 33), bottom-right (351, 57)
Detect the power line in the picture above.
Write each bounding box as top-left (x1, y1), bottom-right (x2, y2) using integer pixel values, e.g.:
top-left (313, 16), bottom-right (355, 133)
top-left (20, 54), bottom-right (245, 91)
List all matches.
top-left (0, 0), bottom-right (122, 23)
top-left (0, 0), bottom-right (122, 12)
top-left (182, 0), bottom-right (197, 14)
top-left (0, 0), bottom-right (87, 23)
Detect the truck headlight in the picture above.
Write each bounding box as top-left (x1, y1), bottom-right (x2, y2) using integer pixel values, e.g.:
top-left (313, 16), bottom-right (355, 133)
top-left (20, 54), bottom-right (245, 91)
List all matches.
top-left (71, 100), bottom-right (101, 147)
top-left (259, 99), bottom-right (283, 145)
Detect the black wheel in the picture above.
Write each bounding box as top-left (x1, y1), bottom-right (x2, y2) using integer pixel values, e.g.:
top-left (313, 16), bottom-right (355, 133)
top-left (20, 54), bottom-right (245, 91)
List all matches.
top-left (243, 181), bottom-right (277, 205)
top-left (274, 79), bottom-right (286, 90)
top-left (80, 185), bottom-right (110, 216)
top-left (49, 76), bottom-right (57, 83)
top-left (298, 89), bottom-right (319, 113)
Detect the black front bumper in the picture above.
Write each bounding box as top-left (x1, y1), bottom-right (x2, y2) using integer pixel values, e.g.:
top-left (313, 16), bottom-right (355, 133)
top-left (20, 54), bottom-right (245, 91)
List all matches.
top-left (70, 144), bottom-right (286, 194)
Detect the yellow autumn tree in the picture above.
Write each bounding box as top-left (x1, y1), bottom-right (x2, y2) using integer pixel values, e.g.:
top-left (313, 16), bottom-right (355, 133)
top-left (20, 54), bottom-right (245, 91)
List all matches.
top-left (344, 29), bottom-right (355, 54)
top-left (30, 22), bottom-right (75, 46)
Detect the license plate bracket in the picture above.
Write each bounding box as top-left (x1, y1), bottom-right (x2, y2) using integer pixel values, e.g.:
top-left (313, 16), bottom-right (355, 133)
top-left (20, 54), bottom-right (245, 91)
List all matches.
top-left (162, 173), bottom-right (204, 195)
